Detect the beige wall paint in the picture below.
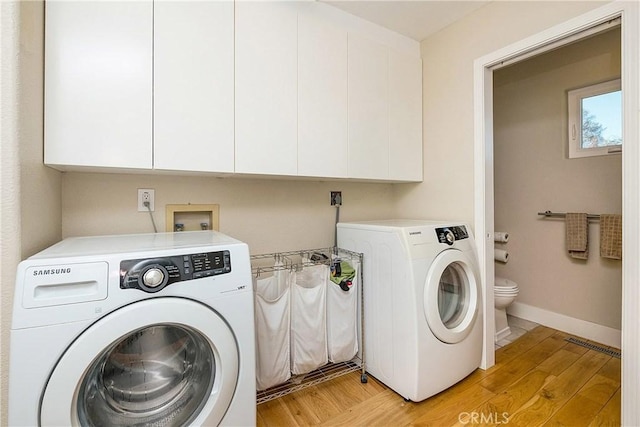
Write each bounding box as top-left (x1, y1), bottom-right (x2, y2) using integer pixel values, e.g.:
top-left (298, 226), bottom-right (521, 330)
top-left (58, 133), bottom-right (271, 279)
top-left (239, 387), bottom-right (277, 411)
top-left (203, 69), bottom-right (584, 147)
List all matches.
top-left (19, 2), bottom-right (61, 259)
top-left (394, 1), bottom-right (609, 227)
top-left (1, 2), bottom-right (62, 424)
top-left (62, 173), bottom-right (394, 254)
top-left (493, 29), bottom-right (622, 329)
top-left (0, 3), bottom-right (22, 424)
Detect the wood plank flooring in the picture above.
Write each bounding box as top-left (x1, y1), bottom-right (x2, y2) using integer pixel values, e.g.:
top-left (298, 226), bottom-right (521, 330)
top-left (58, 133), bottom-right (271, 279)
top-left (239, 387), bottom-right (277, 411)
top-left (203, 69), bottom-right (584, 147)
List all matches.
top-left (257, 326), bottom-right (621, 426)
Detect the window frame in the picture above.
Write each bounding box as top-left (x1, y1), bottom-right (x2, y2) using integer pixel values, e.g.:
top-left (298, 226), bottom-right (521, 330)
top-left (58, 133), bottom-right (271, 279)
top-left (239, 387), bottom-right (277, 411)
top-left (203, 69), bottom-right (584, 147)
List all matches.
top-left (567, 78), bottom-right (622, 159)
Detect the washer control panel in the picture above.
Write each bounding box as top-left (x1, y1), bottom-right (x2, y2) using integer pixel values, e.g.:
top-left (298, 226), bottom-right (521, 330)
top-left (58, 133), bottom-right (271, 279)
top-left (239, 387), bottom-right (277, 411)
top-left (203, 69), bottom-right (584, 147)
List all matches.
top-left (435, 226), bottom-right (469, 245)
top-left (120, 250), bottom-right (231, 293)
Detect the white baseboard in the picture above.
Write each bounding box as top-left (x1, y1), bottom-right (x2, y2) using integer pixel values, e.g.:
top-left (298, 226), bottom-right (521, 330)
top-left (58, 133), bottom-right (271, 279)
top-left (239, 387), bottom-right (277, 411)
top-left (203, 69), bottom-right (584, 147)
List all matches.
top-left (507, 301), bottom-right (621, 349)
top-left (495, 326), bottom-right (512, 342)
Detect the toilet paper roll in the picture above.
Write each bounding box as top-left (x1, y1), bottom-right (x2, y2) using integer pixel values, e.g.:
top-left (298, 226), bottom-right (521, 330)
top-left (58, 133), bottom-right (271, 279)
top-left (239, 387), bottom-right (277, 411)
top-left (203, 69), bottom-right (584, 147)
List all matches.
top-left (495, 249), bottom-right (509, 263)
top-left (494, 232), bottom-right (509, 243)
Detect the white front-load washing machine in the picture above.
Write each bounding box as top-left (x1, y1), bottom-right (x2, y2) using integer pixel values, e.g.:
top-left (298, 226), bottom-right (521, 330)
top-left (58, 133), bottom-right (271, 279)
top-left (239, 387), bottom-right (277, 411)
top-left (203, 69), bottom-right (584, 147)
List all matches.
top-left (9, 231), bottom-right (256, 426)
top-left (337, 220), bottom-right (482, 402)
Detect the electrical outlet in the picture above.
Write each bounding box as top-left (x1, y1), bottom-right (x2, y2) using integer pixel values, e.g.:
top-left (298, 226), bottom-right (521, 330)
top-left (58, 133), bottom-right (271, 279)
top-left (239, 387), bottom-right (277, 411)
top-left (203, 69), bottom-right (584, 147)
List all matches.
top-left (137, 189), bottom-right (155, 212)
top-left (330, 191), bottom-right (342, 206)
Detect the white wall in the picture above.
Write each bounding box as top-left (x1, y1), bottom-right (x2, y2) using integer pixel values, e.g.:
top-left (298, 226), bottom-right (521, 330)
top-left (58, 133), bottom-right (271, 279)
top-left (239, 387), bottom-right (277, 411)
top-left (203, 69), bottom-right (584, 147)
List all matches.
top-left (0, 2), bottom-right (62, 424)
top-left (494, 29), bottom-right (622, 330)
top-left (394, 1), bottom-right (609, 226)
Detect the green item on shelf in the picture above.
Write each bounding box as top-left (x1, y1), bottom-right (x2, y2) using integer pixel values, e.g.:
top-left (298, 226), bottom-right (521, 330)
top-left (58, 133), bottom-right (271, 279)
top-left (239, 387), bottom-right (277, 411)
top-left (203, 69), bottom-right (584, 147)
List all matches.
top-left (330, 260), bottom-right (356, 291)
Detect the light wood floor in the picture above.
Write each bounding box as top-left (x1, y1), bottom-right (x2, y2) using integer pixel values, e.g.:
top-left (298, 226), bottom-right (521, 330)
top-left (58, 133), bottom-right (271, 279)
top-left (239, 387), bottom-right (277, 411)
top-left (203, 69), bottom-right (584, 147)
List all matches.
top-left (257, 326), bottom-right (621, 426)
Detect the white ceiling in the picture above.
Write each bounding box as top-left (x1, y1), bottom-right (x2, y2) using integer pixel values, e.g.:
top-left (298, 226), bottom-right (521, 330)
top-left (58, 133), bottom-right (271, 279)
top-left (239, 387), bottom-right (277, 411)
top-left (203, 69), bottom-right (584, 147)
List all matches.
top-left (322, 1), bottom-right (490, 42)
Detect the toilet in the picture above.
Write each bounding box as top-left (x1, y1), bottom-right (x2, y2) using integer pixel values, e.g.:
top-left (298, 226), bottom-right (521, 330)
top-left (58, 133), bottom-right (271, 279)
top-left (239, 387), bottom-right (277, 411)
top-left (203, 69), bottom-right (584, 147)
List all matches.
top-left (494, 276), bottom-right (519, 342)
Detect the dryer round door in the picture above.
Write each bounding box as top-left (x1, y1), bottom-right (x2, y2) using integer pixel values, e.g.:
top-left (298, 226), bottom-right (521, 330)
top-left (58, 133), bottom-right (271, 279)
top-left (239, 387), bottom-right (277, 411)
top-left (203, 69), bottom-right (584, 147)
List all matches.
top-left (40, 298), bottom-right (239, 427)
top-left (423, 249), bottom-right (479, 344)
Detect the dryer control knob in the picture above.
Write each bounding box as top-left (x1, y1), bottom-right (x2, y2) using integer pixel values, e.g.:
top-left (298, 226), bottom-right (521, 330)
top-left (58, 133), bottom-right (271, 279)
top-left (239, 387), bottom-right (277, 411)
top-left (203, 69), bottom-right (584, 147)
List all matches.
top-left (143, 267), bottom-right (165, 288)
top-left (445, 229), bottom-right (455, 245)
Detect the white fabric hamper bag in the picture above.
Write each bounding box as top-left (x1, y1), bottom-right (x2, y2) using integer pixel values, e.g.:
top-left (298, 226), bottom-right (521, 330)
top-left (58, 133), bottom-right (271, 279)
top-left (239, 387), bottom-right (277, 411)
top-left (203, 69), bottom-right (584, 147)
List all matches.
top-left (254, 265), bottom-right (292, 390)
top-left (326, 259), bottom-right (359, 362)
top-left (290, 264), bottom-right (328, 375)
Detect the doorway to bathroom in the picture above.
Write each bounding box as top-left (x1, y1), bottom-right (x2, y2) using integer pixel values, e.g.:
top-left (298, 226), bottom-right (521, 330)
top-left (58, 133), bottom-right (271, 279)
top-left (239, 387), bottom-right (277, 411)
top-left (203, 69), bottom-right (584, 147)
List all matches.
top-left (492, 26), bottom-right (622, 346)
top-left (473, 2), bottom-right (639, 424)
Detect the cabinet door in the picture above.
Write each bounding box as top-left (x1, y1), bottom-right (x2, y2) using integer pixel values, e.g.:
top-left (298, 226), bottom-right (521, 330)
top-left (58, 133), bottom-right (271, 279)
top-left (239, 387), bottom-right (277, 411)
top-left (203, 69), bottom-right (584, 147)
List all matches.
top-left (235, 1), bottom-right (298, 175)
top-left (348, 34), bottom-right (389, 180)
top-left (389, 49), bottom-right (423, 181)
top-left (154, 1), bottom-right (234, 173)
top-left (297, 9), bottom-right (348, 178)
top-left (44, 1), bottom-right (152, 169)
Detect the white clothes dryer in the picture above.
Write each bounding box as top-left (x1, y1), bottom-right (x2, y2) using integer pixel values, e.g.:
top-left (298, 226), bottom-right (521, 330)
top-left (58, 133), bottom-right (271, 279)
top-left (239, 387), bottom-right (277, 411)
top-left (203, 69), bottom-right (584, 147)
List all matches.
top-left (337, 220), bottom-right (482, 402)
top-left (9, 231), bottom-right (256, 426)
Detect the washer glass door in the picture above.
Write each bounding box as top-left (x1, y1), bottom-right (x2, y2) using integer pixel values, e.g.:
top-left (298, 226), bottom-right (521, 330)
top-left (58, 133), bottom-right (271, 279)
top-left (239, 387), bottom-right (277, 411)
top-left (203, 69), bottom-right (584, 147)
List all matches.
top-left (77, 324), bottom-right (214, 426)
top-left (40, 298), bottom-right (239, 427)
top-left (424, 249), bottom-right (479, 344)
top-left (438, 263), bottom-right (468, 329)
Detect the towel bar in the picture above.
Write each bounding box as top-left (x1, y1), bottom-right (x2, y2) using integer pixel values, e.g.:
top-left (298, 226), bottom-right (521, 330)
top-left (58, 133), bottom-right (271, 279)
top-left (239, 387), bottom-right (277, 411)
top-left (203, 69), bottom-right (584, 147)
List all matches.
top-left (538, 211), bottom-right (601, 220)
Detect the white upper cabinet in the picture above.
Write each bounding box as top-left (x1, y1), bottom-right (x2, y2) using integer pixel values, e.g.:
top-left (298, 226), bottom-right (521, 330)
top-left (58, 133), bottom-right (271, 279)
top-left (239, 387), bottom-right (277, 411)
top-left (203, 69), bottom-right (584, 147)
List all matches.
top-left (348, 34), bottom-right (390, 180)
top-left (44, 1), bottom-right (422, 182)
top-left (347, 34), bottom-right (423, 182)
top-left (389, 49), bottom-right (423, 181)
top-left (153, 1), bottom-right (234, 173)
top-left (235, 1), bottom-right (298, 176)
top-left (297, 8), bottom-right (348, 179)
top-left (45, 1), bottom-right (153, 170)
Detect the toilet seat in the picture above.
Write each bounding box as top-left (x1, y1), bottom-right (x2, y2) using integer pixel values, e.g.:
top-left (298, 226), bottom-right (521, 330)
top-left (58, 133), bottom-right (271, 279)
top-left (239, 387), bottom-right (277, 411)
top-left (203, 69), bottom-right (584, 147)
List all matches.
top-left (495, 286), bottom-right (518, 292)
top-left (495, 285), bottom-right (518, 290)
top-left (495, 290), bottom-right (518, 295)
top-left (494, 276), bottom-right (519, 294)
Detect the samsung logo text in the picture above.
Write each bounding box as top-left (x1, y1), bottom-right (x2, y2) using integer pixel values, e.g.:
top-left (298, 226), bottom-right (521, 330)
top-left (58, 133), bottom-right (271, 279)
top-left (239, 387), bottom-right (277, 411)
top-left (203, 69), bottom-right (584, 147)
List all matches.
top-left (33, 268), bottom-right (72, 276)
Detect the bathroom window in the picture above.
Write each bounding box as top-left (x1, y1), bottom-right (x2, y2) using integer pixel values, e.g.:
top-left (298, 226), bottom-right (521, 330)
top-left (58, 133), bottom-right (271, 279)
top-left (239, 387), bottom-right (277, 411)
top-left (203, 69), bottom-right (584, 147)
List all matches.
top-left (568, 79), bottom-right (622, 158)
